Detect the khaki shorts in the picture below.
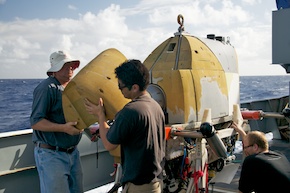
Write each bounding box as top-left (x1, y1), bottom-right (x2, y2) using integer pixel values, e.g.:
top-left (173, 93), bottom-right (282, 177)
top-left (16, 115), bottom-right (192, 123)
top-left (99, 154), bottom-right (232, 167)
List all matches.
top-left (122, 181), bottom-right (162, 193)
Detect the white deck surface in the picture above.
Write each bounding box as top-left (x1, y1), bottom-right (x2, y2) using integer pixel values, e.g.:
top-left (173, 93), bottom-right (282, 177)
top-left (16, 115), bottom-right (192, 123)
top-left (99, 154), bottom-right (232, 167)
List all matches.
top-left (85, 182), bottom-right (122, 193)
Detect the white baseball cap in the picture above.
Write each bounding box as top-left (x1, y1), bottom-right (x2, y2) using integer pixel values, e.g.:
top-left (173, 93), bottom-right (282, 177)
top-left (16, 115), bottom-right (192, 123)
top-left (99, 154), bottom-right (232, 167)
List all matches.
top-left (47, 50), bottom-right (80, 76)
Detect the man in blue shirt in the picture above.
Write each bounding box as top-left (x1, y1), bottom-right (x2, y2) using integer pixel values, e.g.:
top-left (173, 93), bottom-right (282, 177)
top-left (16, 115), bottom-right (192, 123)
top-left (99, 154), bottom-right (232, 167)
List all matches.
top-left (30, 50), bottom-right (84, 193)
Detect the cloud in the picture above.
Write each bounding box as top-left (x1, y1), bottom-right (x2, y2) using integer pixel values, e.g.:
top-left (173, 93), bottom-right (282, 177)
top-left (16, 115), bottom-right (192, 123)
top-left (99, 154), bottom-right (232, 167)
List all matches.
top-left (0, 4), bottom-right (139, 78)
top-left (242, 0), bottom-right (262, 6)
top-left (68, 5), bottom-right (77, 10)
top-left (0, 0), bottom-right (285, 78)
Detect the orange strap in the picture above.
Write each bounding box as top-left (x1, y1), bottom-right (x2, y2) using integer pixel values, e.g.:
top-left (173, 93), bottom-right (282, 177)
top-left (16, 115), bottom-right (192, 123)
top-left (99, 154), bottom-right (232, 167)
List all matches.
top-left (165, 127), bottom-right (172, 140)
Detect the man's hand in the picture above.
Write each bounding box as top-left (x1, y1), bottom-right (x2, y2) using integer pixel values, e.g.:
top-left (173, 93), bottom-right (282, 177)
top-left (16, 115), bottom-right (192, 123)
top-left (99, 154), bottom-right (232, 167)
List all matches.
top-left (231, 122), bottom-right (246, 139)
top-left (84, 98), bottom-right (106, 118)
top-left (63, 121), bottom-right (83, 135)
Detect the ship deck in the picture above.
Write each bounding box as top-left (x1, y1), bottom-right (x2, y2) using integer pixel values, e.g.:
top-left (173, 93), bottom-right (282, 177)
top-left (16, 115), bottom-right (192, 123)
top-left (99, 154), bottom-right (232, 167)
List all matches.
top-left (85, 137), bottom-right (290, 193)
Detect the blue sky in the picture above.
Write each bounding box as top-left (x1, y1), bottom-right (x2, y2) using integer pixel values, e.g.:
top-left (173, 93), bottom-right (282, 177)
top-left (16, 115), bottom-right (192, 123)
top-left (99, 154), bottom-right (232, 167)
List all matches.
top-left (0, 0), bottom-right (286, 78)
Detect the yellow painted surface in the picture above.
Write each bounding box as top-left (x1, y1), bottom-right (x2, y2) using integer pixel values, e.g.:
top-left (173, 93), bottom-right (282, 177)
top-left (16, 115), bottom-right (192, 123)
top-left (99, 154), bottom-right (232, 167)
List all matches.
top-left (62, 48), bottom-right (129, 130)
top-left (150, 70), bottom-right (190, 124)
top-left (144, 35), bottom-right (237, 125)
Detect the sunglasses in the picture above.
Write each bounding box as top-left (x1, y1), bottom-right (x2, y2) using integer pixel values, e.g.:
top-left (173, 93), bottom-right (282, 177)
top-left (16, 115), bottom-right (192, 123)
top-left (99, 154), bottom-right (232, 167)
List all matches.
top-left (118, 83), bottom-right (127, 90)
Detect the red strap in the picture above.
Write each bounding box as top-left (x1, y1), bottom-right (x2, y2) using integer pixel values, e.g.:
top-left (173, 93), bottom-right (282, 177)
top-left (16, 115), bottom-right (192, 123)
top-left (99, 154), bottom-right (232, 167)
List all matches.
top-left (192, 163), bottom-right (209, 193)
top-left (192, 170), bottom-right (204, 193)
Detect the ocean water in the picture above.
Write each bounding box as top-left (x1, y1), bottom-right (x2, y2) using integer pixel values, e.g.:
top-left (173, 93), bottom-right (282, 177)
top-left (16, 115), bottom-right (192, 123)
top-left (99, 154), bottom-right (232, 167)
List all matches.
top-left (239, 76), bottom-right (290, 103)
top-left (1, 76), bottom-right (290, 133)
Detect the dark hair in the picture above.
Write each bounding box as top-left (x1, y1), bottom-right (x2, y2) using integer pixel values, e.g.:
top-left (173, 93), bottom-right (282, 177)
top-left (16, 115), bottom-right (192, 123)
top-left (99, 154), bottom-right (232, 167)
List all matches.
top-left (115, 59), bottom-right (149, 91)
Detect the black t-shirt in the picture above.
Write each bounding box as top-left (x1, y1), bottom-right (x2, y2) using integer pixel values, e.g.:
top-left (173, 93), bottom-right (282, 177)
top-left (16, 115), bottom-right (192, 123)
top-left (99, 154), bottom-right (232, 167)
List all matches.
top-left (107, 94), bottom-right (165, 185)
top-left (239, 151), bottom-right (290, 193)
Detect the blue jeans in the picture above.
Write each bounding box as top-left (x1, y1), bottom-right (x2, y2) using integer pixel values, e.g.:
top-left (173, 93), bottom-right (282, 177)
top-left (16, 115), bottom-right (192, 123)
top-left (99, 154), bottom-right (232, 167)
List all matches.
top-left (34, 146), bottom-right (84, 193)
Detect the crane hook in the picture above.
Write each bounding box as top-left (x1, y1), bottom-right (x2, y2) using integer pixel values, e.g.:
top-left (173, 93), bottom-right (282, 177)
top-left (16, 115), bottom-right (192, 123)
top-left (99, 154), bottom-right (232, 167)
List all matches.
top-left (177, 14), bottom-right (184, 32)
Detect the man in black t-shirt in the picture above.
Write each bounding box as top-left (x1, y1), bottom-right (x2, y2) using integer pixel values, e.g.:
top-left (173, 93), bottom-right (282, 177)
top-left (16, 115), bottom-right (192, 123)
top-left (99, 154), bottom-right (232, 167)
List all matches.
top-left (232, 122), bottom-right (290, 193)
top-left (85, 59), bottom-right (166, 193)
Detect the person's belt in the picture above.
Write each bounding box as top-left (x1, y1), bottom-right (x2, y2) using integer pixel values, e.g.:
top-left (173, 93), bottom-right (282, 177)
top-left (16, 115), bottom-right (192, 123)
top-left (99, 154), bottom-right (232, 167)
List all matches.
top-left (35, 142), bottom-right (76, 153)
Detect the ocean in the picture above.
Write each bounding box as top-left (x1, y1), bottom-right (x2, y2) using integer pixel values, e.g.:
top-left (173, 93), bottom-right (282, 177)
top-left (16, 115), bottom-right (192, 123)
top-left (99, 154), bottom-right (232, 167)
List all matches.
top-left (1, 76), bottom-right (290, 133)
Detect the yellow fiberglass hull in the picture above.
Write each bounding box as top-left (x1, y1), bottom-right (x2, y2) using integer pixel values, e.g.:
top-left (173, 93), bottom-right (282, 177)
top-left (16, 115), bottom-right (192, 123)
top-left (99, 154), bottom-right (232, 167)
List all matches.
top-left (62, 48), bottom-right (129, 130)
top-left (144, 34), bottom-right (239, 125)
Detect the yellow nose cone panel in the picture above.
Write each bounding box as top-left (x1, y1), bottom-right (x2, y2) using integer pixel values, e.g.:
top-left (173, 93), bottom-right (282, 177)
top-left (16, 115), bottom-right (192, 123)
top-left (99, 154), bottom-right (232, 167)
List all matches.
top-left (62, 48), bottom-right (129, 130)
top-left (144, 35), bottom-right (239, 125)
